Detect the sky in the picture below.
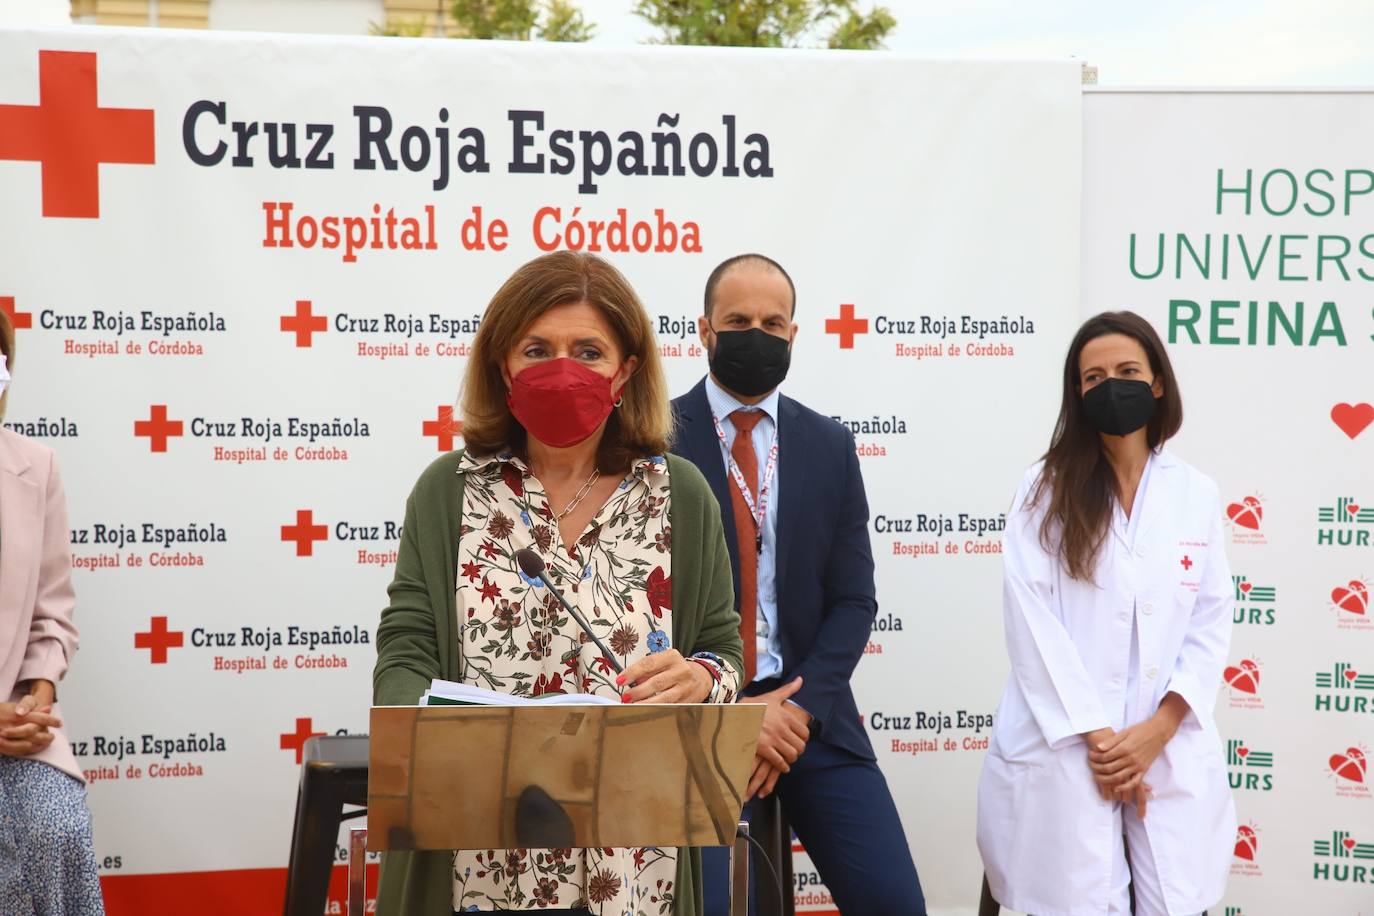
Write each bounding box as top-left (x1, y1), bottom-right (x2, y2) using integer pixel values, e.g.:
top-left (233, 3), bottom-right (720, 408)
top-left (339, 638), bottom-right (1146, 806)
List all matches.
top-left (6, 0), bottom-right (1374, 86)
top-left (574, 0), bottom-right (1374, 86)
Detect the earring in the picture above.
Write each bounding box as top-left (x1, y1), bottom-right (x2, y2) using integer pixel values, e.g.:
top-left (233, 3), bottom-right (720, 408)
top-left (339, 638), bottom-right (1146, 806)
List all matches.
top-left (613, 397), bottom-right (624, 408)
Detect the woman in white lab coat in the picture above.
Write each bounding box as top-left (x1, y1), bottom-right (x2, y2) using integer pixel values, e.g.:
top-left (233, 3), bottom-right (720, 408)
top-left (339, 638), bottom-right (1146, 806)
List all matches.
top-left (977, 311), bottom-right (1236, 916)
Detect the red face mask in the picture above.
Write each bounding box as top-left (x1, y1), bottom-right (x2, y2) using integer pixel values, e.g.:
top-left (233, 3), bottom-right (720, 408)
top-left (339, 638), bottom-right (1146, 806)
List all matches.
top-left (507, 358), bottom-right (621, 448)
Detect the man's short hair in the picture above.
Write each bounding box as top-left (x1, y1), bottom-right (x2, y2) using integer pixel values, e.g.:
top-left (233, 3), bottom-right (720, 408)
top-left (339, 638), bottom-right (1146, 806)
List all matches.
top-left (703, 253), bottom-right (796, 318)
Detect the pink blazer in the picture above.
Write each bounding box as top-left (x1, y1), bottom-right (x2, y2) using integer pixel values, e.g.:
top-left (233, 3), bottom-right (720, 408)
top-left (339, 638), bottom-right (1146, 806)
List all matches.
top-left (0, 428), bottom-right (82, 782)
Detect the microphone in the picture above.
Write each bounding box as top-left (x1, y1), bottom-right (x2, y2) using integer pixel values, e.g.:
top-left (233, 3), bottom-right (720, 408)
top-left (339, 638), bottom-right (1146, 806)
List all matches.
top-left (515, 547), bottom-right (623, 674)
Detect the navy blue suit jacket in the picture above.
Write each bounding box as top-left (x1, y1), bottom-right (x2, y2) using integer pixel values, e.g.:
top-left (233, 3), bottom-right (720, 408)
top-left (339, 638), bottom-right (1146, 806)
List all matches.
top-left (671, 379), bottom-right (877, 761)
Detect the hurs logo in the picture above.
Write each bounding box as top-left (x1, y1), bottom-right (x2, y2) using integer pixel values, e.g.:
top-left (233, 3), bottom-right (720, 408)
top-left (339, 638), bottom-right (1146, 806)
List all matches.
top-left (1226, 738), bottom-right (1274, 792)
top-left (1314, 662), bottom-right (1374, 715)
top-left (1317, 496), bottom-right (1374, 548)
top-left (1231, 575), bottom-right (1276, 627)
top-left (1312, 830), bottom-right (1374, 884)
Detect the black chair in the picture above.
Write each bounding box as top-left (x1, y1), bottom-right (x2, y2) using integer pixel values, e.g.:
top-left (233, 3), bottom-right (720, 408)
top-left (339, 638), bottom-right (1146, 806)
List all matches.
top-left (749, 794), bottom-right (796, 916)
top-left (283, 735), bottom-right (369, 916)
top-left (978, 874), bottom-right (999, 916)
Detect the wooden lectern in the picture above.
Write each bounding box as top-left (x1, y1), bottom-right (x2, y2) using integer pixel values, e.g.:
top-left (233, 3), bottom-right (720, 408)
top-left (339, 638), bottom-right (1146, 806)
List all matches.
top-left (362, 702), bottom-right (765, 913)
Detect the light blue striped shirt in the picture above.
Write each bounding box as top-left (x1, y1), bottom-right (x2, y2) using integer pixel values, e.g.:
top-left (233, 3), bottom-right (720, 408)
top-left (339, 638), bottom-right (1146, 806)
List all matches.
top-left (704, 376), bottom-right (783, 683)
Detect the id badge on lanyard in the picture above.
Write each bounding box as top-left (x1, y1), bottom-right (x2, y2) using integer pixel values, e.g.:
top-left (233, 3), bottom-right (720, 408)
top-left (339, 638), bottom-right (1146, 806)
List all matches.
top-left (711, 411), bottom-right (778, 554)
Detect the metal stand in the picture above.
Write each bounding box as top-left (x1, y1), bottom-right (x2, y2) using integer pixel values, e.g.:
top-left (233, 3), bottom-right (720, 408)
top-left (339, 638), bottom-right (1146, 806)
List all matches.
top-left (347, 827), bottom-right (367, 916)
top-left (751, 795), bottom-right (794, 916)
top-left (731, 820), bottom-right (751, 916)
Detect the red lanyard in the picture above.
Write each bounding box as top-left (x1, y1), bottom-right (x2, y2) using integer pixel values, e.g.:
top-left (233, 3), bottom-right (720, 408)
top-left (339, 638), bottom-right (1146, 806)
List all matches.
top-left (711, 410), bottom-right (778, 553)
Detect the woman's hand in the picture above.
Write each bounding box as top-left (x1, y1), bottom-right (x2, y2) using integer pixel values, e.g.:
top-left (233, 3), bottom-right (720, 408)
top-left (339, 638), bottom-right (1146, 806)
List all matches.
top-left (1088, 694), bottom-right (1188, 791)
top-left (1107, 774), bottom-right (1154, 819)
top-left (617, 649), bottom-right (712, 704)
top-left (0, 688), bottom-right (62, 758)
top-left (1081, 726), bottom-right (1118, 801)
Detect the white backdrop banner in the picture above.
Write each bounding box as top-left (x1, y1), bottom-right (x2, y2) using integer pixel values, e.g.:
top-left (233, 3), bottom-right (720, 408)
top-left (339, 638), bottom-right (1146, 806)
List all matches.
top-left (0, 26), bottom-right (1081, 915)
top-left (1083, 89), bottom-right (1374, 916)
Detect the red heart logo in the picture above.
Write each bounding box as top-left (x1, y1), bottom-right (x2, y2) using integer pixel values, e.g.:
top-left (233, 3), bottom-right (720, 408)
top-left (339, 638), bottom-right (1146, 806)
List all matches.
top-left (1345, 669), bottom-right (1360, 682)
top-left (1237, 746), bottom-right (1250, 758)
top-left (1331, 403), bottom-right (1374, 440)
top-left (1344, 838), bottom-right (1357, 850)
top-left (1234, 826), bottom-right (1258, 860)
top-left (1224, 664), bottom-right (1259, 694)
top-left (1330, 748), bottom-right (1367, 784)
top-left (1239, 582), bottom-right (1253, 594)
top-left (1347, 504), bottom-right (1362, 516)
top-left (1227, 500), bottom-right (1263, 530)
top-left (1332, 581), bottom-right (1369, 615)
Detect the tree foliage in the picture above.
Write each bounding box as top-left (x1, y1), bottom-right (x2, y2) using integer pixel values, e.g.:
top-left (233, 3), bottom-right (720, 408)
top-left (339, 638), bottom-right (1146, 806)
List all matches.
top-left (370, 0), bottom-right (594, 41)
top-left (633, 0), bottom-right (895, 49)
top-left (450, 0), bottom-right (595, 40)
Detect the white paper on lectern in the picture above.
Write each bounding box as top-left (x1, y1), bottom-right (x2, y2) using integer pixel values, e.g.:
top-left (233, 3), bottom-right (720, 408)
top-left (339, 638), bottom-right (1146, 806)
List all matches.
top-left (421, 678), bottom-right (619, 707)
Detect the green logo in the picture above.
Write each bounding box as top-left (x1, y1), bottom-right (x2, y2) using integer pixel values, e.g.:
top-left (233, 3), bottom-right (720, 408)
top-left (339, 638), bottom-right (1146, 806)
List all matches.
top-left (1317, 497), bottom-right (1374, 547)
top-left (1232, 575), bottom-right (1276, 626)
top-left (1226, 738), bottom-right (1274, 791)
top-left (1313, 830), bottom-right (1374, 883)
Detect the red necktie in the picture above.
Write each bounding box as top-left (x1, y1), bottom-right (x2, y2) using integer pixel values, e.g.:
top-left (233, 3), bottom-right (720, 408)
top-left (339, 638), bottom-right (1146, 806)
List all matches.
top-left (729, 409), bottom-right (763, 684)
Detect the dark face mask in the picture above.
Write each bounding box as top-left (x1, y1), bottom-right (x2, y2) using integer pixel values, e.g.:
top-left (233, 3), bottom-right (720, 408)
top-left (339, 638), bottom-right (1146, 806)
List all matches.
top-left (707, 327), bottom-right (791, 398)
top-left (1082, 377), bottom-right (1158, 437)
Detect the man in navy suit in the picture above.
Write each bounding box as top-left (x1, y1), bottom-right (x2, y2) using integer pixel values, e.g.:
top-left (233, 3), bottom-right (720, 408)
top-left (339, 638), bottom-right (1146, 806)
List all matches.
top-left (672, 254), bottom-right (925, 916)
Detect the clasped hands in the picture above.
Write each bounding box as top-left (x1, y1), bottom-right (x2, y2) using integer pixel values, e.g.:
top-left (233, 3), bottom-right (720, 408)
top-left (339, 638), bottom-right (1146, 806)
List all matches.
top-left (1083, 693), bottom-right (1188, 820)
top-left (745, 677), bottom-right (810, 800)
top-left (0, 679), bottom-right (61, 758)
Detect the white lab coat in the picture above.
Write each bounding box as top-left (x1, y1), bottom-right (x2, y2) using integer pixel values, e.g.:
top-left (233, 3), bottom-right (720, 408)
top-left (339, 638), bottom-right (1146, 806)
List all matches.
top-left (977, 450), bottom-right (1237, 916)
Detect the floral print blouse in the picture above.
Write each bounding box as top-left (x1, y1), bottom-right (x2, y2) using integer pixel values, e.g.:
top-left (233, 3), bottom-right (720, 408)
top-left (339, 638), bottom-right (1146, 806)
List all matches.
top-left (451, 448), bottom-right (727, 914)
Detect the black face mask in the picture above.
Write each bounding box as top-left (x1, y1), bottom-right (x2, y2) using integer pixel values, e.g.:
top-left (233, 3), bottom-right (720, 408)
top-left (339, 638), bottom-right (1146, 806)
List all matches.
top-left (708, 327), bottom-right (792, 397)
top-left (1082, 378), bottom-right (1158, 437)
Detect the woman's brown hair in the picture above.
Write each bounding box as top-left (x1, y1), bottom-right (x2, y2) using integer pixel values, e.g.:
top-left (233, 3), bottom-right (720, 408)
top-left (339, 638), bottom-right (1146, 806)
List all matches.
top-left (1030, 310), bottom-right (1183, 581)
top-left (460, 251), bottom-right (672, 472)
top-left (0, 306), bottom-right (12, 421)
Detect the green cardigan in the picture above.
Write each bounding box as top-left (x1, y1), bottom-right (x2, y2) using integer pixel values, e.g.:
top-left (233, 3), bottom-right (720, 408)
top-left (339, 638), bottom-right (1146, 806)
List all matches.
top-left (373, 449), bottom-right (743, 916)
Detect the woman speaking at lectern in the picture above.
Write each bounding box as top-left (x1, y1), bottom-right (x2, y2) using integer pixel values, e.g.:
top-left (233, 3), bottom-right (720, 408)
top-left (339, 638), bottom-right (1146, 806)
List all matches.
top-left (374, 252), bottom-right (744, 916)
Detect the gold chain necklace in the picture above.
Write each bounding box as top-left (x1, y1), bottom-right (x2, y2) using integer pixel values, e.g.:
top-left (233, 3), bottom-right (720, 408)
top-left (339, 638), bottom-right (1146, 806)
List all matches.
top-left (557, 468), bottom-right (601, 520)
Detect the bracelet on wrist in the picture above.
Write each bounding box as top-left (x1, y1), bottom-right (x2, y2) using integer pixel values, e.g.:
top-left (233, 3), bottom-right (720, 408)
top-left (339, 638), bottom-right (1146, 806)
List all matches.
top-left (688, 659), bottom-right (722, 703)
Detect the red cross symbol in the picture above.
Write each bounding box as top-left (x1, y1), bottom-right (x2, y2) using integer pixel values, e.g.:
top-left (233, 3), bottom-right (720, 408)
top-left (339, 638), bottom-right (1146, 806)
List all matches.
top-left (1181, 555), bottom-right (1194, 571)
top-left (423, 405), bottom-right (463, 452)
top-left (0, 50), bottom-right (156, 219)
top-left (0, 296), bottom-right (32, 331)
top-left (133, 405), bottom-right (184, 452)
top-left (134, 616), bottom-right (184, 664)
top-left (281, 509), bottom-right (328, 557)
top-left (825, 303), bottom-right (869, 349)
top-left (279, 717), bottom-right (326, 764)
top-left (281, 299), bottom-right (327, 348)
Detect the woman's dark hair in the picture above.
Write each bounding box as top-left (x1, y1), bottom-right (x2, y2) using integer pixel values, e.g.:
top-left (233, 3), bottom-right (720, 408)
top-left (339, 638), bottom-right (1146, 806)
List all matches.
top-left (1030, 310), bottom-right (1183, 581)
